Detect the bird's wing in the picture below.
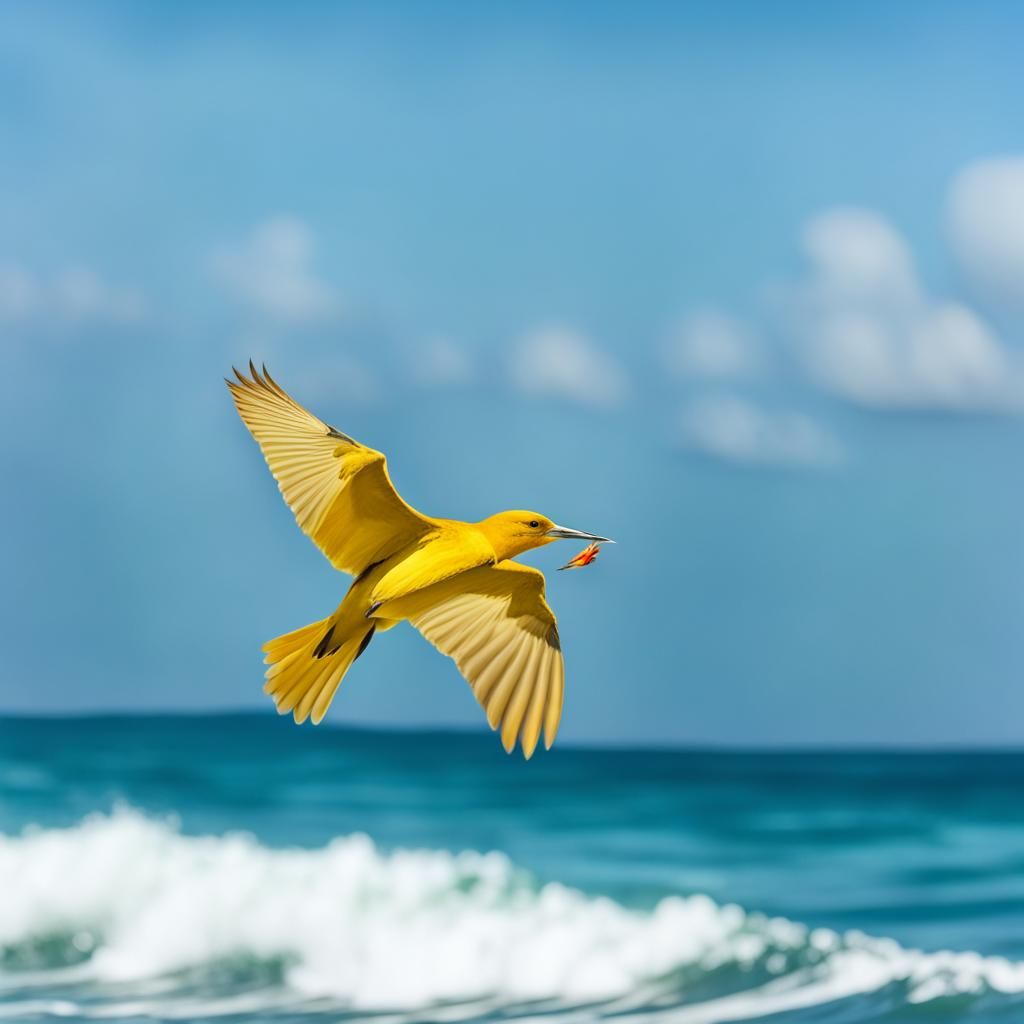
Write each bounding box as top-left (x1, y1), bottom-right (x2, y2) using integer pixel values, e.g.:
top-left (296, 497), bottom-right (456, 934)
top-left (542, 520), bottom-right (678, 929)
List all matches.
top-left (227, 363), bottom-right (435, 575)
top-left (406, 561), bottom-right (565, 758)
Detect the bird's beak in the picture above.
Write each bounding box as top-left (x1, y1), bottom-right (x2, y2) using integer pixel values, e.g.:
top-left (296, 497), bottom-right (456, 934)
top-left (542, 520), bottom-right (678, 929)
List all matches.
top-left (545, 524), bottom-right (615, 543)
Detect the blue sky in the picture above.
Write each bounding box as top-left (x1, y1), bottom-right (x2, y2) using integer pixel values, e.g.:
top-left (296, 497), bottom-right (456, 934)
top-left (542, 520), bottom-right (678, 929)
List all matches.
top-left (2, 1), bottom-right (1023, 745)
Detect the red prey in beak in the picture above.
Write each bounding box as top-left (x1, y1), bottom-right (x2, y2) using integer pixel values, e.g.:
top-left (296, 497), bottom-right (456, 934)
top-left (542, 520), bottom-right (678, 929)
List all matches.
top-left (557, 541), bottom-right (603, 571)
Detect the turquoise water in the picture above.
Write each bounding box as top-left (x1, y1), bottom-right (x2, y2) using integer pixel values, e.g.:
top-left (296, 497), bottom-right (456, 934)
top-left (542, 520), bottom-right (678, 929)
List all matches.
top-left (2, 715), bottom-right (1024, 1022)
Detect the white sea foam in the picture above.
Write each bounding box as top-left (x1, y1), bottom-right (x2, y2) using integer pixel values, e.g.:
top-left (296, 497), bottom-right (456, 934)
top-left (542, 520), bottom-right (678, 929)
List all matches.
top-left (1, 808), bottom-right (1023, 1019)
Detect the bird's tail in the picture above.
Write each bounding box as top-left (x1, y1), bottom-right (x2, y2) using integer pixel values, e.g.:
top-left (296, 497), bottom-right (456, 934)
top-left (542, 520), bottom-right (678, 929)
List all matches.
top-left (262, 617), bottom-right (375, 725)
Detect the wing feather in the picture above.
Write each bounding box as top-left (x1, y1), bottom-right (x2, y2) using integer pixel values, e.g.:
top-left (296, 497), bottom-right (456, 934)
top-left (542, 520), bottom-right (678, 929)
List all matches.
top-left (500, 639), bottom-right (542, 753)
top-left (473, 641), bottom-right (518, 705)
top-left (481, 637), bottom-right (534, 717)
top-left (407, 562), bottom-right (565, 757)
top-left (520, 649), bottom-right (551, 759)
top-left (228, 363), bottom-right (435, 575)
top-left (544, 653), bottom-right (565, 750)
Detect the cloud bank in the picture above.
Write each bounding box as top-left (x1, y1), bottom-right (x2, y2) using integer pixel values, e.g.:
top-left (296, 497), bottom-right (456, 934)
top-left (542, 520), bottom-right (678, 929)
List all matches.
top-left (0, 265), bottom-right (145, 329)
top-left (785, 208), bottom-right (1023, 413)
top-left (511, 326), bottom-right (628, 408)
top-left (663, 311), bottom-right (758, 378)
top-left (211, 217), bottom-right (342, 325)
top-left (947, 157), bottom-right (1024, 310)
top-left (680, 394), bottom-right (841, 468)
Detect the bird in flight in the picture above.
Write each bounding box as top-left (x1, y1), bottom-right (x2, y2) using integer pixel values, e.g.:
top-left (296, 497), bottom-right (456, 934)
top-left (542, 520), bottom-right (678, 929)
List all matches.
top-left (227, 363), bottom-right (612, 758)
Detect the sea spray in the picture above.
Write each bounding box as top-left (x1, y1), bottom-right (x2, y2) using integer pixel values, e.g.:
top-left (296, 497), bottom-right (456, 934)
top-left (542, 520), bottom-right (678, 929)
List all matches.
top-left (3, 808), bottom-right (1024, 1020)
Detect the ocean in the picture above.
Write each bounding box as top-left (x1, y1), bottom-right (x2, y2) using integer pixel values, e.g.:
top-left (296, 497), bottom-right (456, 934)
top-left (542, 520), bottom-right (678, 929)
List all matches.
top-left (1, 715), bottom-right (1023, 1023)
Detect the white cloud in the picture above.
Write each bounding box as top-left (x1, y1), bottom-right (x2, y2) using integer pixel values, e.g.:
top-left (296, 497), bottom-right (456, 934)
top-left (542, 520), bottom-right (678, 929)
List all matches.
top-left (785, 207), bottom-right (1024, 412)
top-left (211, 217), bottom-right (341, 324)
top-left (411, 336), bottom-right (473, 388)
top-left (511, 326), bottom-right (628, 407)
top-left (948, 156), bottom-right (1024, 308)
top-left (680, 394), bottom-right (841, 468)
top-left (663, 311), bottom-right (758, 378)
top-left (801, 208), bottom-right (920, 310)
top-left (0, 264), bottom-right (145, 328)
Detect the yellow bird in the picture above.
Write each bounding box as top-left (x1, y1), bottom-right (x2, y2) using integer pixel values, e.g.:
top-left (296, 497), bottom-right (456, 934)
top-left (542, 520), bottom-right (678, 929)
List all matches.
top-left (227, 363), bottom-right (612, 758)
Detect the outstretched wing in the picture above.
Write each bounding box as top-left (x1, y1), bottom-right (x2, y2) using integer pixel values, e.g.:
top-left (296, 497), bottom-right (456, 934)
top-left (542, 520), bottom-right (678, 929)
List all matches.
top-left (227, 363), bottom-right (436, 576)
top-left (404, 562), bottom-right (565, 758)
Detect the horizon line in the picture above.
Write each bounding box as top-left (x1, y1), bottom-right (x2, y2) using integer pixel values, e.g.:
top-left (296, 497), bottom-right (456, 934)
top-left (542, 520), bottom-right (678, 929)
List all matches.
top-left (2, 708), bottom-right (1022, 756)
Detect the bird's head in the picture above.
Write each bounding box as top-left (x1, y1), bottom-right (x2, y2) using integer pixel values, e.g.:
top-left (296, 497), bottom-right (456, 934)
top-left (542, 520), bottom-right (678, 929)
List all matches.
top-left (479, 510), bottom-right (613, 561)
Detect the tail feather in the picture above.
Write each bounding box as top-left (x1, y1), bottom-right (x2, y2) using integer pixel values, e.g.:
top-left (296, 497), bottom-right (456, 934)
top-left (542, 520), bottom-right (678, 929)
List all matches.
top-left (273, 652), bottom-right (324, 716)
top-left (263, 619), bottom-right (326, 665)
top-left (312, 671), bottom-right (345, 724)
top-left (262, 618), bottom-right (374, 725)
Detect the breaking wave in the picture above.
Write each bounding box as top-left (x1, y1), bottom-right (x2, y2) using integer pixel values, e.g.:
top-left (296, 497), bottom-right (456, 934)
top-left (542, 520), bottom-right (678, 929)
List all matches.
top-left (2, 808), bottom-right (1024, 1021)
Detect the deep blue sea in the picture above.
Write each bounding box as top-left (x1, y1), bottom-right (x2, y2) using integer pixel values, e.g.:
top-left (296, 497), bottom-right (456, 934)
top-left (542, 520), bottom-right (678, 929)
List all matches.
top-left (2, 715), bottom-right (1024, 1023)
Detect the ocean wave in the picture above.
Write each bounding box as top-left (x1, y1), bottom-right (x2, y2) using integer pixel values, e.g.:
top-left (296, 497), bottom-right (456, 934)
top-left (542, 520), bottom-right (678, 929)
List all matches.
top-left (2, 808), bottom-right (1024, 1020)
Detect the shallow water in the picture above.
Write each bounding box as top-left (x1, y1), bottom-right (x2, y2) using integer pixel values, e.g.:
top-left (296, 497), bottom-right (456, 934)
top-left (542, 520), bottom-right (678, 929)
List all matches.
top-left (2, 714), bottom-right (1023, 1022)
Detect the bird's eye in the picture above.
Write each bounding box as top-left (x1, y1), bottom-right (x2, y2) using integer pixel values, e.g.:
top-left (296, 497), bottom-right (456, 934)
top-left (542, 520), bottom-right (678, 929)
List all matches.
top-left (529, 520), bottom-right (539, 529)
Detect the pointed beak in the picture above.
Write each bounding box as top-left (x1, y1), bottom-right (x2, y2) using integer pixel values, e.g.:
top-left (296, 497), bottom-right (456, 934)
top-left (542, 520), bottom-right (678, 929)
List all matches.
top-left (545, 524), bottom-right (615, 544)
